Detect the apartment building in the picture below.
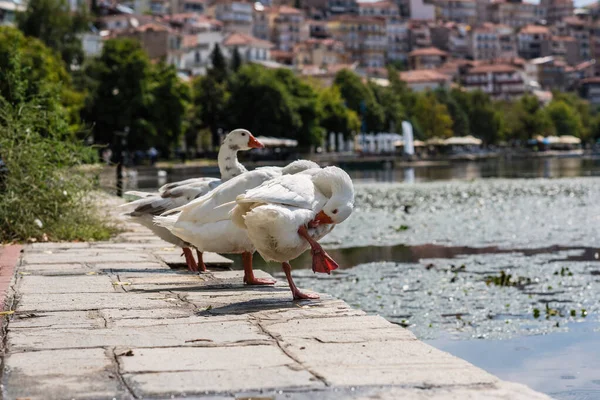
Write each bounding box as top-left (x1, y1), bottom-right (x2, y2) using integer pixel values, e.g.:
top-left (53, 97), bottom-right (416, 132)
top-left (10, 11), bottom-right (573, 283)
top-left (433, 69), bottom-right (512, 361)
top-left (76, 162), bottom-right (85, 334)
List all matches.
top-left (436, 0), bottom-right (477, 24)
top-left (525, 56), bottom-right (568, 90)
top-left (517, 24), bottom-right (550, 59)
top-left (541, 35), bottom-right (579, 65)
top-left (463, 63), bottom-right (525, 100)
top-left (488, 0), bottom-right (538, 29)
top-left (294, 38), bottom-right (348, 66)
top-left (116, 22), bottom-right (175, 60)
top-left (471, 23), bottom-right (516, 60)
top-left (408, 47), bottom-right (449, 69)
top-left (409, 20), bottom-right (432, 49)
top-left (356, 0), bottom-right (400, 18)
top-left (399, 69), bottom-right (452, 91)
top-left (222, 32), bottom-right (273, 62)
top-left (272, 6), bottom-right (307, 51)
top-left (327, 15), bottom-right (387, 67)
top-left (387, 20), bottom-right (410, 61)
top-left (211, 0), bottom-right (253, 35)
top-left (540, 0), bottom-right (573, 24)
top-left (579, 77), bottom-right (600, 104)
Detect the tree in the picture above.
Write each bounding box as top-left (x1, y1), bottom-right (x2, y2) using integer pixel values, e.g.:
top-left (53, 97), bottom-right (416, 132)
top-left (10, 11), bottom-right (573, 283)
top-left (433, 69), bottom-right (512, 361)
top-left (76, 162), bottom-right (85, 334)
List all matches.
top-left (435, 89), bottom-right (469, 137)
top-left (333, 69), bottom-right (385, 132)
top-left (210, 44), bottom-right (228, 82)
top-left (503, 95), bottom-right (554, 142)
top-left (147, 62), bottom-right (191, 155)
top-left (552, 91), bottom-right (592, 140)
top-left (466, 91), bottom-right (503, 144)
top-left (82, 38), bottom-right (154, 150)
top-left (546, 100), bottom-right (585, 138)
top-left (412, 92), bottom-right (453, 139)
top-left (17, 0), bottom-right (89, 69)
top-left (193, 73), bottom-right (230, 148)
top-left (226, 64), bottom-right (302, 141)
top-left (230, 46), bottom-right (242, 72)
top-left (0, 27), bottom-right (82, 131)
top-left (317, 86), bottom-right (360, 139)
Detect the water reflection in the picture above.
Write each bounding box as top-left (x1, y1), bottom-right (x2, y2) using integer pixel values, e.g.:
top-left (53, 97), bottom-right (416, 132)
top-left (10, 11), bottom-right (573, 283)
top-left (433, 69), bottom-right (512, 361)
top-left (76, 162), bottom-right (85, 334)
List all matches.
top-left (428, 320), bottom-right (600, 400)
top-left (122, 156), bottom-right (600, 191)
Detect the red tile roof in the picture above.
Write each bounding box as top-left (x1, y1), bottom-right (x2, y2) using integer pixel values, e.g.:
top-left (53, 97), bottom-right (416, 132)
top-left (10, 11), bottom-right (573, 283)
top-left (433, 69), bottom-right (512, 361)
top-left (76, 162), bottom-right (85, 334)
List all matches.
top-left (408, 47), bottom-right (448, 57)
top-left (468, 63), bottom-right (518, 74)
top-left (519, 25), bottom-right (550, 35)
top-left (399, 69), bottom-right (450, 83)
top-left (223, 32), bottom-right (274, 48)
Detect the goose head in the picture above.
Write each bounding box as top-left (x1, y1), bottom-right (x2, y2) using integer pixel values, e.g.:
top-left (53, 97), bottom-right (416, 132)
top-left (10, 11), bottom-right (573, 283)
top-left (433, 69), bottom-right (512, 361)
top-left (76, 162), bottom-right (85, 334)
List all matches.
top-left (224, 129), bottom-right (264, 150)
top-left (311, 167), bottom-right (355, 226)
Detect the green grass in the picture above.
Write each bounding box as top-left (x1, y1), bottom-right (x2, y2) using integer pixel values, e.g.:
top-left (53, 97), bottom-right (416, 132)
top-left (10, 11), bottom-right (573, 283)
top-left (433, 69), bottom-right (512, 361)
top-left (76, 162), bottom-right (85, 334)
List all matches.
top-left (0, 54), bottom-right (116, 243)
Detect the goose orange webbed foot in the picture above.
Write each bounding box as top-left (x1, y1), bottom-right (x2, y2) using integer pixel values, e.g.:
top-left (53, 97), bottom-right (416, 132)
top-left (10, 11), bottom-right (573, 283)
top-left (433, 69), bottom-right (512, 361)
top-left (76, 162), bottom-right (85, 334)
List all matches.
top-left (182, 247), bottom-right (198, 272)
top-left (311, 248), bottom-right (339, 274)
top-left (242, 251), bottom-right (276, 285)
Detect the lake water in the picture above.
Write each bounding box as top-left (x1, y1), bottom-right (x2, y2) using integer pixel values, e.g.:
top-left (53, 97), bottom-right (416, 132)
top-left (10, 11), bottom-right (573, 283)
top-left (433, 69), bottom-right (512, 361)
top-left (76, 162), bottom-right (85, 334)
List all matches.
top-left (131, 155), bottom-right (600, 399)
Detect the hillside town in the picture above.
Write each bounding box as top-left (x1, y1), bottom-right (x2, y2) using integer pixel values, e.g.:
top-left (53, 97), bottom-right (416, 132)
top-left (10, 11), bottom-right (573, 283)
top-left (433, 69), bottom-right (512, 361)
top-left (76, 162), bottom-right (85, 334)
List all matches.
top-left (3, 0), bottom-right (600, 103)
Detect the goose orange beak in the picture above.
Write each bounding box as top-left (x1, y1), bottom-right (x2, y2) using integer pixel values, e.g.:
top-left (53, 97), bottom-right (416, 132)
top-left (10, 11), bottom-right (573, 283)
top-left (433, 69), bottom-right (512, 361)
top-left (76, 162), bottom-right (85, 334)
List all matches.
top-left (312, 210), bottom-right (333, 226)
top-left (247, 135), bottom-right (264, 149)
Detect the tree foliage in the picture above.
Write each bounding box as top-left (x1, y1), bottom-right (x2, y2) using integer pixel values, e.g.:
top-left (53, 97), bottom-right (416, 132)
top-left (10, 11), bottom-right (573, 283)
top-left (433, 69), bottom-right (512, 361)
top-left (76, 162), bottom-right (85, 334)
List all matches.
top-left (83, 38), bottom-right (188, 155)
top-left (412, 92), bottom-right (453, 139)
top-left (546, 100), bottom-right (584, 138)
top-left (0, 42), bottom-right (113, 242)
top-left (17, 0), bottom-right (89, 69)
top-left (333, 69), bottom-right (385, 132)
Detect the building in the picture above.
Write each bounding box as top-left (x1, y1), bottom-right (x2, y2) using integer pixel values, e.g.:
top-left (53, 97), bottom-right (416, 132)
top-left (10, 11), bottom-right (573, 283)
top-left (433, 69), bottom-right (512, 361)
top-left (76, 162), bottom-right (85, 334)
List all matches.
top-left (488, 0), bottom-right (538, 29)
top-left (356, 0), bottom-right (405, 63)
top-left (561, 16), bottom-right (591, 62)
top-left (408, 47), bottom-right (448, 69)
top-left (579, 77), bottom-right (600, 104)
top-left (356, 0), bottom-right (400, 18)
top-left (410, 0), bottom-right (435, 19)
top-left (0, 0), bottom-right (25, 26)
top-left (293, 38), bottom-right (347, 66)
top-left (387, 20), bottom-right (410, 61)
top-left (116, 22), bottom-right (176, 60)
top-left (211, 0), bottom-right (253, 35)
top-left (399, 69), bottom-right (452, 91)
top-left (271, 6), bottom-right (307, 51)
top-left (178, 0), bottom-right (207, 13)
top-left (253, 3), bottom-right (270, 40)
top-left (327, 0), bottom-right (357, 15)
top-left (540, 35), bottom-right (579, 65)
top-left (471, 23), bottom-right (516, 60)
top-left (436, 0), bottom-right (477, 24)
top-left (525, 56), bottom-right (568, 90)
top-left (409, 20), bottom-right (432, 49)
top-left (222, 32), bottom-right (273, 62)
top-left (81, 32), bottom-right (105, 58)
top-left (540, 0), bottom-right (573, 24)
top-left (307, 19), bottom-right (329, 38)
top-left (567, 59), bottom-right (595, 88)
top-left (517, 24), bottom-right (550, 59)
top-left (327, 16), bottom-right (387, 67)
top-left (463, 63), bottom-right (526, 100)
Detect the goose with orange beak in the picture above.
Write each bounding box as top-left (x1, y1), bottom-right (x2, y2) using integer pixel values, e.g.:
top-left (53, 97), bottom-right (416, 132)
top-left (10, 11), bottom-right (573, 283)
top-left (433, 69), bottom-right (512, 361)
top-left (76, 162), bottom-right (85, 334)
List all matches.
top-left (231, 166), bottom-right (354, 300)
top-left (121, 129), bottom-right (264, 272)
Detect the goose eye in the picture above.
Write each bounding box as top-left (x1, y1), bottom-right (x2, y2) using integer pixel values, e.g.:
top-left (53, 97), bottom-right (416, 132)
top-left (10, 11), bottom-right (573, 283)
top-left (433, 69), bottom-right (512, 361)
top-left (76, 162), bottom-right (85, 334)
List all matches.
top-left (241, 132), bottom-right (246, 136)
top-left (332, 209), bottom-right (338, 214)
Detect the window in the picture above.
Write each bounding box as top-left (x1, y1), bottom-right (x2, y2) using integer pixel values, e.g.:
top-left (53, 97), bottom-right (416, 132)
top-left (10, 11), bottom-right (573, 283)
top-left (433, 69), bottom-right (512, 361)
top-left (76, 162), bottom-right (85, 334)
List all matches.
top-left (195, 51), bottom-right (201, 63)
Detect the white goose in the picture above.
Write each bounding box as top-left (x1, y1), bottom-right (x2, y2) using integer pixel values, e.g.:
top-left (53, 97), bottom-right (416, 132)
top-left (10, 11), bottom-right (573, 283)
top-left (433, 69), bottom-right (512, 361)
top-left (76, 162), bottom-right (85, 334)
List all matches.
top-left (154, 160), bottom-right (319, 285)
top-left (231, 166), bottom-right (354, 300)
top-left (120, 129), bottom-right (264, 271)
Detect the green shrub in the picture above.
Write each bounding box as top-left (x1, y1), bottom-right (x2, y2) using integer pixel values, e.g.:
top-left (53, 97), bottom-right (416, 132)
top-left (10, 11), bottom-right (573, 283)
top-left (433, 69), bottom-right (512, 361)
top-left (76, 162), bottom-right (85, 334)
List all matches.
top-left (0, 46), bottom-right (115, 242)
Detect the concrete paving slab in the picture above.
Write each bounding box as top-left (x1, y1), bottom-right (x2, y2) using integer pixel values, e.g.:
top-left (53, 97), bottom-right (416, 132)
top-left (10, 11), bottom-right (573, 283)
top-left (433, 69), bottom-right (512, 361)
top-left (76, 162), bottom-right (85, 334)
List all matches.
top-left (10, 310), bottom-right (106, 329)
top-left (18, 262), bottom-right (91, 275)
top-left (3, 348), bottom-right (128, 400)
top-left (18, 275), bottom-right (116, 294)
top-left (124, 366), bottom-right (322, 397)
top-left (9, 320), bottom-right (270, 351)
top-left (119, 345), bottom-right (294, 373)
top-left (16, 292), bottom-right (178, 312)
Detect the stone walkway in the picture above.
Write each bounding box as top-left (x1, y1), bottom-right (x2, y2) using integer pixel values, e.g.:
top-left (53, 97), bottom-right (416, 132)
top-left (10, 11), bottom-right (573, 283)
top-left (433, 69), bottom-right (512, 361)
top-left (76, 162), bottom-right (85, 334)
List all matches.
top-left (0, 198), bottom-right (551, 399)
